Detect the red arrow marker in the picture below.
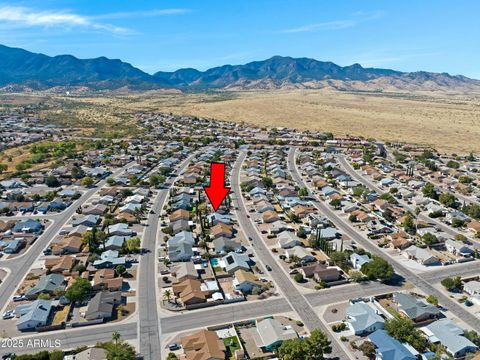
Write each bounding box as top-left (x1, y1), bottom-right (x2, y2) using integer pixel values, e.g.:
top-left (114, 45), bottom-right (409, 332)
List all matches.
top-left (204, 162), bottom-right (230, 211)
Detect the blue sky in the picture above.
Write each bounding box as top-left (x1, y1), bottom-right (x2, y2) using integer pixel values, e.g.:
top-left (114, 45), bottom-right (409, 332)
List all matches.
top-left (1, 0), bottom-right (479, 78)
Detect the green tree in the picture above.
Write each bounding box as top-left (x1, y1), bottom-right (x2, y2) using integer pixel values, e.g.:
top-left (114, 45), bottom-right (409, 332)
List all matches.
top-left (99, 333), bottom-right (136, 360)
top-left (299, 187), bottom-right (308, 197)
top-left (45, 175), bottom-right (60, 188)
top-left (402, 213), bottom-right (415, 234)
top-left (115, 264), bottom-right (126, 276)
top-left (167, 353), bottom-right (179, 360)
top-left (294, 273), bottom-right (304, 283)
top-left (359, 341), bottom-right (376, 358)
top-left (441, 276), bottom-right (463, 292)
top-left (384, 317), bottom-right (426, 351)
top-left (0, 163), bottom-right (8, 174)
top-left (125, 237), bottom-right (141, 253)
top-left (361, 256), bottom-right (394, 282)
top-left (422, 232), bottom-right (438, 245)
top-left (422, 182), bottom-right (438, 200)
top-left (261, 176), bottom-right (274, 189)
top-left (330, 198), bottom-right (342, 209)
top-left (81, 176), bottom-right (94, 187)
top-left (277, 329), bottom-right (331, 360)
top-left (439, 192), bottom-right (456, 208)
top-left (65, 278), bottom-right (92, 303)
top-left (426, 295), bottom-right (438, 306)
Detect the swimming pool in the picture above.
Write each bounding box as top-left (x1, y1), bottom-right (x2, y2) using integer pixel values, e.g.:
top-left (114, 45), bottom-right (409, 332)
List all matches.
top-left (211, 258), bottom-right (219, 267)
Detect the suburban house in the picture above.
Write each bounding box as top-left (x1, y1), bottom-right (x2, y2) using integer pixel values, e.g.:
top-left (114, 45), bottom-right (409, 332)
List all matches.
top-left (180, 330), bottom-right (226, 360)
top-left (368, 329), bottom-right (417, 360)
top-left (168, 231), bottom-right (195, 262)
top-left (25, 274), bottom-right (66, 299)
top-left (212, 237), bottom-right (242, 254)
top-left (404, 246), bottom-right (440, 266)
top-left (254, 318), bottom-right (298, 351)
top-left (15, 299), bottom-right (54, 331)
top-left (172, 279), bottom-right (207, 308)
top-left (392, 293), bottom-right (440, 323)
top-left (299, 263), bottom-right (340, 282)
top-left (85, 291), bottom-right (122, 321)
top-left (464, 281), bottom-right (480, 296)
top-left (346, 301), bottom-right (385, 335)
top-left (421, 319), bottom-right (477, 358)
top-left (286, 246), bottom-right (316, 264)
top-left (350, 253), bottom-right (371, 270)
top-left (277, 231), bottom-right (302, 249)
top-left (445, 240), bottom-right (474, 257)
top-left (222, 252), bottom-right (251, 274)
top-left (233, 269), bottom-right (262, 293)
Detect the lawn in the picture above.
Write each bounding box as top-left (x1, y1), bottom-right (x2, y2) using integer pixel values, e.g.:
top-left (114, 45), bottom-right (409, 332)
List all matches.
top-left (223, 336), bottom-right (241, 357)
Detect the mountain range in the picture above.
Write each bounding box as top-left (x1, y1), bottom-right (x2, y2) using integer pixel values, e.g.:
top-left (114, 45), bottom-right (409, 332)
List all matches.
top-left (1, 44), bottom-right (479, 92)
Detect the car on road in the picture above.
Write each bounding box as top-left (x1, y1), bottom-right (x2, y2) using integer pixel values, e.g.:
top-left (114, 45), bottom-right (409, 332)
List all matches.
top-left (265, 265), bottom-right (272, 271)
top-left (150, 210), bottom-right (155, 214)
top-left (2, 310), bottom-right (15, 320)
top-left (248, 236), bottom-right (253, 241)
top-left (168, 343), bottom-right (180, 351)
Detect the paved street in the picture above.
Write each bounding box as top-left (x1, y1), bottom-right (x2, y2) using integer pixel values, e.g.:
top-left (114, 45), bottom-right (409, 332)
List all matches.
top-left (6, 323), bottom-right (137, 356)
top-left (161, 298), bottom-right (291, 334)
top-left (288, 147), bottom-right (480, 332)
top-left (232, 151), bottom-right (350, 360)
top-left (138, 156), bottom-right (193, 360)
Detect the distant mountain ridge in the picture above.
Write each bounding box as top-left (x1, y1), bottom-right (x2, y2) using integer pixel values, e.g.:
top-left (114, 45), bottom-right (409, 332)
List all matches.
top-left (1, 44), bottom-right (479, 92)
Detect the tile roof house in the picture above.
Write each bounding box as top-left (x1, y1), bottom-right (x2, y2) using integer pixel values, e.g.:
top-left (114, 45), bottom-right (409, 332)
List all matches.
top-left (233, 269), bottom-right (262, 293)
top-left (92, 269), bottom-right (123, 291)
top-left (262, 210), bottom-right (279, 223)
top-left (254, 318), bottom-right (298, 351)
top-left (172, 279), bottom-right (207, 308)
top-left (181, 329), bottom-right (226, 360)
top-left (172, 262), bottom-right (198, 282)
top-left (169, 209), bottom-right (190, 222)
top-left (392, 293), bottom-right (440, 322)
top-left (421, 319), bottom-right (477, 358)
top-left (299, 263), bottom-right (340, 282)
top-left (346, 301), bottom-right (385, 335)
top-left (210, 223), bottom-right (234, 239)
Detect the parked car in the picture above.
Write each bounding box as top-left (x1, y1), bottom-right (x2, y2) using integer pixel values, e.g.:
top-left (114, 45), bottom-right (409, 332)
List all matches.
top-left (168, 343), bottom-right (180, 351)
top-left (12, 295), bottom-right (25, 302)
top-left (2, 310), bottom-right (15, 320)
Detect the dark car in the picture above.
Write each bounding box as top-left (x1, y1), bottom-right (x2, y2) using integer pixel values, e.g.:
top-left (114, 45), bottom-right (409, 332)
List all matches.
top-left (266, 265), bottom-right (272, 271)
top-left (168, 343), bottom-right (180, 351)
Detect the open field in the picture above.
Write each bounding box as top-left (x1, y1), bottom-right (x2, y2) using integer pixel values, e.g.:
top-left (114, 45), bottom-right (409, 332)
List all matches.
top-left (2, 89), bottom-right (480, 153)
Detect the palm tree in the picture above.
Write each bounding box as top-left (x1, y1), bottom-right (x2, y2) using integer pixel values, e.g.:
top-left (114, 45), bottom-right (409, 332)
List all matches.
top-left (163, 289), bottom-right (172, 303)
top-left (112, 331), bottom-right (121, 344)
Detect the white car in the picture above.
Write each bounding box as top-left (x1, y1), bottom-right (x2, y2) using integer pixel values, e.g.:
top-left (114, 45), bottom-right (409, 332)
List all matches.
top-left (2, 310), bottom-right (15, 320)
top-left (12, 295), bottom-right (25, 302)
